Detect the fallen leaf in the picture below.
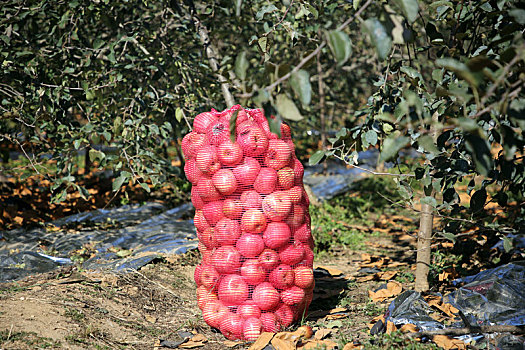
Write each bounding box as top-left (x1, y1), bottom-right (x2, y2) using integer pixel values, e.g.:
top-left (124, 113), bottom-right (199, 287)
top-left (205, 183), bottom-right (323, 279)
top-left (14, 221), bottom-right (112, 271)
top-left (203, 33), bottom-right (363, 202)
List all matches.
top-left (190, 334), bottom-right (207, 342)
top-left (315, 265), bottom-right (344, 277)
top-left (385, 321), bottom-right (397, 334)
top-left (386, 261), bottom-right (407, 268)
top-left (314, 328), bottom-right (332, 340)
top-left (343, 341), bottom-right (364, 349)
top-left (368, 281), bottom-right (403, 302)
top-left (399, 323), bottom-right (418, 333)
top-left (248, 332), bottom-right (274, 350)
top-left (223, 340), bottom-right (241, 348)
top-left (325, 313), bottom-right (349, 320)
top-left (432, 335), bottom-right (467, 350)
top-left (328, 307), bottom-right (347, 314)
top-left (378, 270), bottom-right (397, 280)
top-left (13, 216), bottom-right (24, 225)
top-left (368, 315), bottom-right (385, 330)
top-left (271, 336), bottom-right (295, 350)
top-left (356, 274), bottom-right (377, 282)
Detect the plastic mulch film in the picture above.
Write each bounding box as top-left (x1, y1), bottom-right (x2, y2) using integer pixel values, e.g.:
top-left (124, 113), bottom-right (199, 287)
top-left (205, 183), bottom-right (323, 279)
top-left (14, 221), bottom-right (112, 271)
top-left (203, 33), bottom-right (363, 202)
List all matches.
top-left (0, 202), bottom-right (198, 282)
top-left (385, 263), bottom-right (525, 346)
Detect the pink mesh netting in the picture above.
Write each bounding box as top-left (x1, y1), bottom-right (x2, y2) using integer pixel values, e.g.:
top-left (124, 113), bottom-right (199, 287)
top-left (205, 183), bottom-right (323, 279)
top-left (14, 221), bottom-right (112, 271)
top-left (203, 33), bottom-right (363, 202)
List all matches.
top-left (182, 105), bottom-right (314, 341)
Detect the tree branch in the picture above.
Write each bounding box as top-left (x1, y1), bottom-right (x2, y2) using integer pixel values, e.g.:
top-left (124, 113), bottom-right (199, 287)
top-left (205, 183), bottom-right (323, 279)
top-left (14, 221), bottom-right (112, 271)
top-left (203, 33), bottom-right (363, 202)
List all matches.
top-left (407, 325), bottom-right (525, 338)
top-left (193, 16), bottom-right (235, 107)
top-left (238, 0), bottom-right (373, 99)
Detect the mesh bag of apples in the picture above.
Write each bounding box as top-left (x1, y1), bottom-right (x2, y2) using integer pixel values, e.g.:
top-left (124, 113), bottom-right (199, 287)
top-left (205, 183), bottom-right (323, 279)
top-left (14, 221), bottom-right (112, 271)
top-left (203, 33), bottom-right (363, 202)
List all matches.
top-left (182, 105), bottom-right (314, 341)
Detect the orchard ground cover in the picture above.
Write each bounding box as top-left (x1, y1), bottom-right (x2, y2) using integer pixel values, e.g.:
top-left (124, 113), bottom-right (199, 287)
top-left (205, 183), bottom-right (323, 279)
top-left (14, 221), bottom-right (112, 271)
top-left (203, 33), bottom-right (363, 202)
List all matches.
top-left (1, 173), bottom-right (521, 349)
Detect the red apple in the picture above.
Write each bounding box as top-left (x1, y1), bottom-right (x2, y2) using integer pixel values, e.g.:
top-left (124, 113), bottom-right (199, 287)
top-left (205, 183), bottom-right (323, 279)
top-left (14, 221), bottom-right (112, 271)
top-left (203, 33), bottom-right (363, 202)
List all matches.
top-left (199, 265), bottom-right (220, 290)
top-left (279, 241), bottom-right (305, 266)
top-left (254, 167), bottom-right (278, 194)
top-left (263, 222), bottom-right (291, 249)
top-left (302, 246), bottom-right (314, 267)
top-left (269, 264), bottom-right (294, 289)
top-left (237, 121), bottom-right (269, 157)
top-left (202, 300), bottom-right (229, 329)
top-left (287, 186), bottom-right (303, 204)
top-left (206, 118), bottom-right (230, 146)
top-left (202, 201), bottom-right (224, 226)
top-left (274, 304), bottom-right (294, 327)
top-left (240, 190), bottom-right (262, 209)
top-left (215, 218), bottom-right (242, 246)
top-left (193, 112), bottom-right (217, 133)
top-left (240, 259), bottom-right (266, 285)
top-left (281, 123), bottom-right (292, 140)
top-left (197, 285), bottom-right (218, 310)
top-left (184, 158), bottom-right (204, 185)
top-left (191, 186), bottom-right (205, 210)
top-left (218, 274), bottom-right (249, 304)
top-left (195, 146), bottom-right (221, 175)
top-left (292, 158), bottom-right (304, 184)
top-left (258, 249), bottom-right (280, 271)
top-left (233, 157), bottom-right (261, 187)
top-left (194, 210), bottom-right (209, 232)
top-left (281, 286), bottom-right (306, 306)
top-left (252, 282), bottom-right (280, 311)
top-left (220, 313), bottom-right (243, 340)
top-left (277, 167), bottom-right (295, 190)
top-left (286, 204), bottom-right (305, 229)
top-left (260, 312), bottom-right (280, 332)
top-left (236, 233), bottom-right (264, 258)
top-left (223, 198), bottom-right (243, 219)
top-left (294, 266), bottom-right (314, 289)
top-left (212, 246), bottom-right (242, 274)
top-left (262, 192), bottom-right (292, 222)
top-left (212, 168), bottom-right (237, 195)
top-left (198, 242), bottom-right (212, 264)
top-left (237, 302), bottom-right (261, 319)
top-left (301, 188), bottom-right (310, 207)
top-left (293, 224), bottom-right (311, 243)
top-left (195, 177), bottom-right (221, 201)
top-left (218, 140), bottom-right (243, 166)
top-left (197, 227), bottom-right (217, 249)
top-left (241, 208), bottom-right (267, 234)
top-left (265, 139), bottom-right (292, 170)
top-left (194, 264), bottom-right (203, 286)
top-left (242, 317), bottom-right (262, 341)
top-left (181, 131), bottom-right (207, 159)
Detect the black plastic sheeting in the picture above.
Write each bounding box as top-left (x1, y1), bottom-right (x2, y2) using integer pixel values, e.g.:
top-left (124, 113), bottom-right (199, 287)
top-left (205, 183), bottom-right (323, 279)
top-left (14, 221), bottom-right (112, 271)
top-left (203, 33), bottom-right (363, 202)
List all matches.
top-left (385, 262), bottom-right (525, 346)
top-left (0, 202), bottom-right (197, 282)
top-left (1, 152), bottom-right (380, 283)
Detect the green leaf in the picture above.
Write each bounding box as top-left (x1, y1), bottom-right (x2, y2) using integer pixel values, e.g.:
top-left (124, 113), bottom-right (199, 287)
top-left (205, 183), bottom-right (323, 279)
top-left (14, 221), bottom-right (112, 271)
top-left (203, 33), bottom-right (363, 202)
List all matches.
top-left (113, 172), bottom-right (131, 192)
top-left (395, 0), bottom-right (419, 23)
top-left (289, 70), bottom-right (312, 106)
top-left (52, 189), bottom-right (68, 204)
top-left (400, 66), bottom-right (423, 82)
top-left (235, 51), bottom-right (249, 81)
top-left (364, 130), bottom-right (378, 146)
top-left (362, 18), bottom-right (392, 61)
top-left (326, 30), bottom-right (353, 66)
top-left (229, 109), bottom-right (240, 143)
top-left (256, 4), bottom-right (278, 21)
top-left (380, 133), bottom-right (409, 161)
top-left (309, 150), bottom-right (326, 165)
top-left (88, 149), bottom-right (105, 162)
top-left (175, 107), bottom-right (183, 123)
top-left (274, 94), bottom-right (303, 121)
top-left (509, 9), bottom-right (525, 24)
top-left (353, 0), bottom-right (361, 10)
top-left (465, 134), bottom-right (493, 176)
top-left (440, 232), bottom-right (457, 244)
top-left (502, 236), bottom-right (513, 253)
top-left (93, 38), bottom-right (105, 50)
top-left (469, 188), bottom-right (487, 213)
top-left (417, 135), bottom-right (439, 155)
top-left (140, 182), bottom-right (151, 193)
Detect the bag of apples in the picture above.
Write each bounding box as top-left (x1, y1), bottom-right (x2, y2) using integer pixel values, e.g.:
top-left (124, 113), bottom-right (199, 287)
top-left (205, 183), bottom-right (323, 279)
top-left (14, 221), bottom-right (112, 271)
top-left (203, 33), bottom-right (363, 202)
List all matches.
top-left (182, 105), bottom-right (314, 341)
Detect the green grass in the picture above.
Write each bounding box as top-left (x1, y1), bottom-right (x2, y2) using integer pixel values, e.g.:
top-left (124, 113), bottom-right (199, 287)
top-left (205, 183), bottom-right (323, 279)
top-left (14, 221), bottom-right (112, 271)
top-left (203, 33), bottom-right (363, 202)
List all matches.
top-left (311, 176), bottom-right (402, 254)
top-left (0, 329), bottom-right (61, 348)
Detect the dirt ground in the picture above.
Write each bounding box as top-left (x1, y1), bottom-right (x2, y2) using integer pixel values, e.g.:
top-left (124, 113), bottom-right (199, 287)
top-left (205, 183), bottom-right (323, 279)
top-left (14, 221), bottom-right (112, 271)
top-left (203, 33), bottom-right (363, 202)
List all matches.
top-left (0, 231), bottom-right (416, 350)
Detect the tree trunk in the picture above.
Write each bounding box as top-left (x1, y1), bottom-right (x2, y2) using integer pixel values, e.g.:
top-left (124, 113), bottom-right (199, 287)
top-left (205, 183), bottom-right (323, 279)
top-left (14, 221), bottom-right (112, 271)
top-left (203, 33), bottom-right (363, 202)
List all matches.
top-left (415, 200), bottom-right (433, 292)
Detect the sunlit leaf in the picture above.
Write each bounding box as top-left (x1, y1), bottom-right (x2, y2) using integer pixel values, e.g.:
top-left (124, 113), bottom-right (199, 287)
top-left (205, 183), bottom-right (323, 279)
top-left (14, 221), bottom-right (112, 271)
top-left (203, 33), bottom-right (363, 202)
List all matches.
top-left (326, 30), bottom-right (353, 66)
top-left (309, 150), bottom-right (326, 165)
top-left (380, 133), bottom-right (409, 161)
top-left (362, 18), bottom-right (392, 61)
top-left (235, 51), bottom-right (249, 81)
top-left (274, 94), bottom-right (303, 121)
top-left (395, 0), bottom-right (419, 23)
top-left (289, 69), bottom-right (312, 106)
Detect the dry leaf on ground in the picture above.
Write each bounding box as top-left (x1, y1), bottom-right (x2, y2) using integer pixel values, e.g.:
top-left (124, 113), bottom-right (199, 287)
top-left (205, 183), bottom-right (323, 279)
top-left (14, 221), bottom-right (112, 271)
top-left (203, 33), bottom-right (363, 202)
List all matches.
top-left (378, 270), bottom-right (397, 280)
top-left (314, 328), bottom-right (332, 340)
top-left (432, 335), bottom-right (467, 350)
top-left (368, 281), bottom-right (403, 302)
top-left (399, 323), bottom-right (418, 333)
top-left (271, 336), bottom-right (295, 350)
top-left (343, 341), bottom-right (364, 349)
top-left (223, 340), bottom-right (241, 347)
top-left (299, 339), bottom-right (338, 349)
top-left (248, 332), bottom-right (274, 350)
top-left (315, 265), bottom-right (344, 277)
